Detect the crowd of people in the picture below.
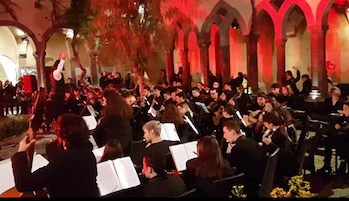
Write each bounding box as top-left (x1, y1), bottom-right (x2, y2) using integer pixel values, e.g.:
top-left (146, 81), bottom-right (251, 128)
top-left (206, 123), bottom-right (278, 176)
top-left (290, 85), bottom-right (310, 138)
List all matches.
top-left (5, 51), bottom-right (349, 197)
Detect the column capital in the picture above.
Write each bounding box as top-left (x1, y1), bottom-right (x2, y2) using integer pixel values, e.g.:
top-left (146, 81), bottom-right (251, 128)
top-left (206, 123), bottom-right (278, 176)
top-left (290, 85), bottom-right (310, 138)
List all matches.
top-left (197, 41), bottom-right (211, 49)
top-left (274, 38), bottom-right (287, 45)
top-left (33, 50), bottom-right (46, 59)
top-left (243, 33), bottom-right (260, 43)
top-left (307, 25), bottom-right (326, 35)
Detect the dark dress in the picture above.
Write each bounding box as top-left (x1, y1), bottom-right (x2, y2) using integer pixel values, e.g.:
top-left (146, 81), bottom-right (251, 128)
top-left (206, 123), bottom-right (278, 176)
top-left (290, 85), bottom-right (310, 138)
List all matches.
top-left (260, 127), bottom-right (298, 189)
top-left (182, 157), bottom-right (234, 197)
top-left (93, 114), bottom-right (132, 155)
top-left (11, 143), bottom-right (99, 197)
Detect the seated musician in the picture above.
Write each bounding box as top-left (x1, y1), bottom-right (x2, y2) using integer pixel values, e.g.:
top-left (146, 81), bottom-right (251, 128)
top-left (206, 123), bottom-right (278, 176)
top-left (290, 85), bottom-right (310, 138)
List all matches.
top-left (152, 86), bottom-right (164, 111)
top-left (182, 136), bottom-right (234, 197)
top-left (135, 150), bottom-right (187, 197)
top-left (234, 85), bottom-right (251, 115)
top-left (190, 87), bottom-right (207, 114)
top-left (279, 85), bottom-right (296, 109)
top-left (11, 114), bottom-right (100, 197)
top-left (269, 83), bottom-right (283, 104)
top-left (177, 102), bottom-right (199, 142)
top-left (259, 112), bottom-right (298, 189)
top-left (247, 92), bottom-right (267, 139)
top-left (222, 120), bottom-right (265, 198)
top-left (323, 86), bottom-right (346, 115)
top-left (131, 120), bottom-right (179, 167)
top-left (334, 101), bottom-right (349, 174)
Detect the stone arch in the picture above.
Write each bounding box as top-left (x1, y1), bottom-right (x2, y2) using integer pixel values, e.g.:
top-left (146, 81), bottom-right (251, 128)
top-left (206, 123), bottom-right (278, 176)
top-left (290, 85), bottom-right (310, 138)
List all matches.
top-left (279, 0), bottom-right (315, 38)
top-left (316, 0), bottom-right (337, 26)
top-left (0, 20), bottom-right (39, 51)
top-left (256, 1), bottom-right (281, 39)
top-left (200, 0), bottom-right (248, 43)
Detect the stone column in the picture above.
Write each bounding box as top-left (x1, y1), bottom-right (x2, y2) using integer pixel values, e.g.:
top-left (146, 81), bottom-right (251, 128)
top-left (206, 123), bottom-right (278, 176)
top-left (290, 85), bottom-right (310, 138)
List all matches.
top-left (244, 33), bottom-right (259, 89)
top-left (180, 48), bottom-right (191, 88)
top-left (220, 44), bottom-right (231, 85)
top-left (198, 41), bottom-right (211, 86)
top-left (275, 38), bottom-right (287, 84)
top-left (34, 47), bottom-right (47, 90)
top-left (89, 50), bottom-right (99, 86)
top-left (165, 47), bottom-right (175, 83)
top-left (307, 25), bottom-right (328, 97)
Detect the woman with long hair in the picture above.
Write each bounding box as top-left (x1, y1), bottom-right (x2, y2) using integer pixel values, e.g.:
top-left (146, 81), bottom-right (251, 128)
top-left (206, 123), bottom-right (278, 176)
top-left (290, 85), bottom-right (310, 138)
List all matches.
top-left (182, 135), bottom-right (234, 197)
top-left (93, 90), bottom-right (134, 155)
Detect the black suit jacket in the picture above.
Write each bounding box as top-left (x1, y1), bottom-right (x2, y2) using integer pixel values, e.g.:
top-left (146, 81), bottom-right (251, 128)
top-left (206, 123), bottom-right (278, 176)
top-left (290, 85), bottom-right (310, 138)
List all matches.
top-left (93, 114), bottom-right (132, 155)
top-left (226, 135), bottom-right (265, 193)
top-left (11, 145), bottom-right (99, 197)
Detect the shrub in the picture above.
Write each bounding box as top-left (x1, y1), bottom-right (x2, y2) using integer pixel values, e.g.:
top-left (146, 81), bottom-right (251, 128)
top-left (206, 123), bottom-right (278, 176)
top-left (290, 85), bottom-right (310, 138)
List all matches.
top-left (0, 115), bottom-right (30, 140)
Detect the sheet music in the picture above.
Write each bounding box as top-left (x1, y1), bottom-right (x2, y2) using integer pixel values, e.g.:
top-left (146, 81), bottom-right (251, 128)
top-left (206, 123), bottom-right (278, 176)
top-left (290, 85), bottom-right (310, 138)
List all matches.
top-left (88, 135), bottom-right (99, 150)
top-left (195, 102), bottom-right (210, 113)
top-left (147, 107), bottom-right (157, 117)
top-left (96, 160), bottom-right (121, 196)
top-left (83, 115), bottom-right (97, 130)
top-left (160, 123), bottom-right (180, 142)
top-left (93, 146), bottom-right (105, 163)
top-left (169, 141), bottom-right (198, 172)
top-left (31, 154), bottom-right (49, 173)
top-left (113, 156), bottom-right (140, 190)
top-left (184, 115), bottom-right (199, 135)
top-left (0, 159), bottom-right (15, 195)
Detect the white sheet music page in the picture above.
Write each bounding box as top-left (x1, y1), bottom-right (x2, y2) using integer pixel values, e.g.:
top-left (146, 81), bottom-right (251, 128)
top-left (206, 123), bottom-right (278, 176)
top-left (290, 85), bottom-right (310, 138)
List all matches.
top-left (31, 154), bottom-right (49, 173)
top-left (184, 141), bottom-right (198, 160)
top-left (96, 160), bottom-right (121, 196)
top-left (0, 159), bottom-right (15, 195)
top-left (83, 115), bottom-right (97, 130)
top-left (112, 156), bottom-right (140, 190)
top-left (161, 123), bottom-right (180, 142)
top-left (169, 144), bottom-right (189, 172)
top-left (92, 146), bottom-right (105, 163)
top-left (184, 115), bottom-right (199, 135)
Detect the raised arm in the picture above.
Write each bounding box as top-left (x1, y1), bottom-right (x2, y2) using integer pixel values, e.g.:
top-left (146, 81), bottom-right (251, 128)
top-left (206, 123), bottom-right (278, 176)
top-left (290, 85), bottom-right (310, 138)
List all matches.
top-left (53, 51), bottom-right (68, 81)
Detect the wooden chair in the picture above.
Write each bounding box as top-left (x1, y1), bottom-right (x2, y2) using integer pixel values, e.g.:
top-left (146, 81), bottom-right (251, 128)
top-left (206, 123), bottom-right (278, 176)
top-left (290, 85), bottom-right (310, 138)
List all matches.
top-left (258, 148), bottom-right (280, 198)
top-left (212, 173), bottom-right (245, 198)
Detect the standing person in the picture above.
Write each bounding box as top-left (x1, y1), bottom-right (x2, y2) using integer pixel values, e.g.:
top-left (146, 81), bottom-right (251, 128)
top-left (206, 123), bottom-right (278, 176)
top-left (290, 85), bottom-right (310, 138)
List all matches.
top-left (15, 80), bottom-right (25, 114)
top-left (93, 90), bottom-right (134, 155)
top-left (300, 74), bottom-right (312, 98)
top-left (11, 113), bottom-right (100, 197)
top-left (281, 67), bottom-right (300, 96)
top-left (50, 51), bottom-right (68, 121)
top-left (3, 80), bottom-right (15, 115)
top-left (222, 120), bottom-right (265, 197)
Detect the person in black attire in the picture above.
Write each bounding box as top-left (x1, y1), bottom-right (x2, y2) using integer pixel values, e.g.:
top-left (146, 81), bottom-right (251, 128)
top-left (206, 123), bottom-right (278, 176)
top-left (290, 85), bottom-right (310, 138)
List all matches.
top-left (197, 82), bottom-right (209, 97)
top-left (279, 85), bottom-right (297, 109)
top-left (300, 74), bottom-right (312, 98)
top-left (131, 120), bottom-right (179, 168)
top-left (152, 86), bottom-right (164, 111)
top-left (190, 87), bottom-right (207, 114)
top-left (50, 51), bottom-right (68, 121)
top-left (162, 89), bottom-right (174, 108)
top-left (282, 67), bottom-right (301, 96)
top-left (3, 80), bottom-right (15, 115)
top-left (270, 83), bottom-right (283, 104)
top-left (260, 112), bottom-right (298, 189)
top-left (334, 101), bottom-right (349, 174)
top-left (136, 150), bottom-right (187, 197)
top-left (317, 87), bottom-right (347, 174)
top-left (138, 86), bottom-right (154, 123)
top-left (323, 86), bottom-right (346, 115)
top-left (182, 136), bottom-right (234, 197)
top-left (234, 85), bottom-right (251, 115)
top-left (12, 113), bottom-right (100, 197)
top-left (64, 90), bottom-right (79, 115)
top-left (93, 90), bottom-right (133, 155)
top-left (222, 120), bottom-right (265, 197)
top-left (99, 71), bottom-right (108, 90)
